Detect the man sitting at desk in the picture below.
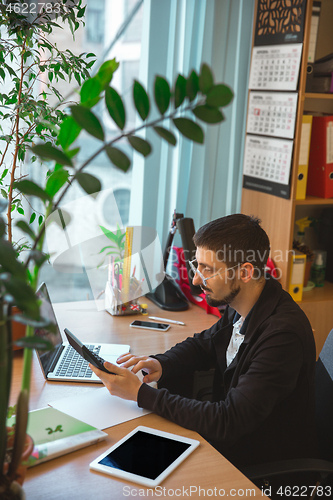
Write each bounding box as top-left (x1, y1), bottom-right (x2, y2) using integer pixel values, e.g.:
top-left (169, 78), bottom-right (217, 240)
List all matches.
top-left (90, 214), bottom-right (317, 475)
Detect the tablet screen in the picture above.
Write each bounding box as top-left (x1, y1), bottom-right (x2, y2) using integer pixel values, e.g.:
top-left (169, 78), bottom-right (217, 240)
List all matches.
top-left (98, 430), bottom-right (191, 480)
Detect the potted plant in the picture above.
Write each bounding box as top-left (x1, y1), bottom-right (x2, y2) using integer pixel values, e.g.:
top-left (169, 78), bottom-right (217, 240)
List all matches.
top-left (0, 0), bottom-right (96, 351)
top-left (0, 202), bottom-right (54, 499)
top-left (0, 5), bottom-right (234, 498)
top-left (0, 0), bottom-right (95, 248)
top-left (98, 223), bottom-right (126, 268)
top-left (0, 2), bottom-right (94, 497)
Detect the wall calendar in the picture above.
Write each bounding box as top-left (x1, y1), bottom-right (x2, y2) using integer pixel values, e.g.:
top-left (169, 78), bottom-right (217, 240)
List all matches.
top-left (246, 91), bottom-right (298, 140)
top-left (242, 135), bottom-right (293, 199)
top-left (249, 43), bottom-right (303, 91)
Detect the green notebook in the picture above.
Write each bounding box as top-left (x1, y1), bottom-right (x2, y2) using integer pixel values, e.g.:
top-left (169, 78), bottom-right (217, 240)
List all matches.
top-left (7, 406), bottom-right (107, 467)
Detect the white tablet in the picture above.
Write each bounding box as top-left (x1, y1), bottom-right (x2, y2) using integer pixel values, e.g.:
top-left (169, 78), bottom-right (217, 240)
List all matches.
top-left (89, 425), bottom-right (200, 487)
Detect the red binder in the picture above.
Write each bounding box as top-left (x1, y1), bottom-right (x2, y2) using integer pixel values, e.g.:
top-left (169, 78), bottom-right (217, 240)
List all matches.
top-left (307, 115), bottom-right (333, 198)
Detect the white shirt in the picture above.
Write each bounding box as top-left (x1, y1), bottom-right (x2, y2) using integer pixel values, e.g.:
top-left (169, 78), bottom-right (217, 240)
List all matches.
top-left (226, 315), bottom-right (245, 367)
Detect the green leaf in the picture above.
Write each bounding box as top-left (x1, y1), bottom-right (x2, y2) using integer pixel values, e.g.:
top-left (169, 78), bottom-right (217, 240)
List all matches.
top-left (0, 242), bottom-right (26, 281)
top-left (0, 218), bottom-right (5, 238)
top-left (99, 225), bottom-right (118, 244)
top-left (192, 105), bottom-right (224, 124)
top-left (12, 315), bottom-right (56, 331)
top-left (186, 71), bottom-right (199, 102)
top-left (1, 168), bottom-right (8, 180)
top-left (96, 59), bottom-right (119, 89)
top-left (67, 147), bottom-right (80, 159)
top-left (206, 84), bottom-right (234, 107)
top-left (80, 77), bottom-right (102, 107)
top-left (153, 126), bottom-right (177, 146)
top-left (29, 213), bottom-right (36, 224)
top-left (45, 209), bottom-right (71, 229)
top-left (14, 180), bottom-right (52, 202)
top-left (3, 279), bottom-right (39, 319)
top-left (14, 336), bottom-right (54, 350)
top-left (173, 118), bottom-right (204, 144)
top-left (29, 250), bottom-right (49, 267)
top-left (74, 72), bottom-right (81, 86)
top-left (45, 169), bottom-right (69, 197)
top-left (199, 63), bottom-right (214, 94)
top-left (16, 220), bottom-right (35, 240)
top-left (32, 143), bottom-right (73, 167)
top-left (75, 172), bottom-right (102, 195)
top-left (78, 6), bottom-right (86, 18)
top-left (154, 76), bottom-right (170, 115)
top-left (133, 81), bottom-right (150, 120)
top-left (105, 146), bottom-right (131, 172)
top-left (99, 225), bottom-right (125, 248)
top-left (174, 74), bottom-right (186, 108)
top-left (98, 245), bottom-right (116, 254)
top-left (70, 105), bottom-right (104, 141)
top-left (105, 87), bottom-right (126, 130)
top-left (127, 136), bottom-right (152, 157)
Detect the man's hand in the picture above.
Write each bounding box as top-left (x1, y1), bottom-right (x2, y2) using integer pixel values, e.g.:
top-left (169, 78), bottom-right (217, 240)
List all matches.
top-left (117, 353), bottom-right (162, 384)
top-left (89, 361), bottom-right (143, 401)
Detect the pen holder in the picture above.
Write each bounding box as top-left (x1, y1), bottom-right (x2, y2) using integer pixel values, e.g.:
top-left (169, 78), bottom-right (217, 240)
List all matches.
top-left (105, 281), bottom-right (142, 316)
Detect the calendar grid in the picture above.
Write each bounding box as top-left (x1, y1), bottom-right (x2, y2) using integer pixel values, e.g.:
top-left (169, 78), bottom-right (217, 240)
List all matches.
top-left (243, 135), bottom-right (293, 200)
top-left (247, 91), bottom-right (298, 140)
top-left (249, 44), bottom-right (303, 92)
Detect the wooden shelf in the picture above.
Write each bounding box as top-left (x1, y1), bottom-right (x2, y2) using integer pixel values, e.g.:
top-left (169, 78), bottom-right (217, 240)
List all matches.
top-left (304, 93), bottom-right (333, 100)
top-left (242, 0), bottom-right (333, 353)
top-left (301, 281), bottom-right (333, 303)
top-left (295, 196), bottom-right (333, 206)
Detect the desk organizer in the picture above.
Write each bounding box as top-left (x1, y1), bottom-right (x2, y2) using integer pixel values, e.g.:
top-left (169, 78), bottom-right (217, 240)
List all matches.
top-left (105, 281), bottom-right (142, 316)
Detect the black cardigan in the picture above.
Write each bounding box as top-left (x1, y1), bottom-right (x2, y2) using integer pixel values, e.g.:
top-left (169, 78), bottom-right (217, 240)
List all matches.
top-left (138, 276), bottom-right (317, 468)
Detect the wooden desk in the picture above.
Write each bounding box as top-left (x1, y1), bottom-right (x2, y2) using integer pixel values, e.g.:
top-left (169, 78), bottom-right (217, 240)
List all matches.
top-left (11, 300), bottom-right (264, 499)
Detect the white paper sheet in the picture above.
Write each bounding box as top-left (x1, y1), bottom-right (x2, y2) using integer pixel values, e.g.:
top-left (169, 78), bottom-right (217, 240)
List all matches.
top-left (49, 387), bottom-right (151, 430)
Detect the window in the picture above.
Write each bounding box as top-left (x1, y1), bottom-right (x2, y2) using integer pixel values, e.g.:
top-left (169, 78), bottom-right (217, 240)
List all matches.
top-left (121, 60), bottom-right (140, 126)
top-left (35, 0), bottom-right (143, 302)
top-left (86, 0), bottom-right (105, 45)
top-left (124, 0), bottom-right (143, 43)
top-left (114, 189), bottom-right (131, 226)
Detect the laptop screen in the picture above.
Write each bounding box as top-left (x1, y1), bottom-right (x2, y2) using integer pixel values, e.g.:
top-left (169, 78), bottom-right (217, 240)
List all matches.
top-left (35, 283), bottom-right (63, 374)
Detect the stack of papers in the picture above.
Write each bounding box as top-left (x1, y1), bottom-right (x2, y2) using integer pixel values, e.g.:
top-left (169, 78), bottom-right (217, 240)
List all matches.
top-left (49, 386), bottom-right (151, 430)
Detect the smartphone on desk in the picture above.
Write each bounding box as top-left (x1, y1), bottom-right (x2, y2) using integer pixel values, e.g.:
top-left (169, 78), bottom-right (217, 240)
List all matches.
top-left (130, 320), bottom-right (170, 332)
top-left (64, 328), bottom-right (116, 374)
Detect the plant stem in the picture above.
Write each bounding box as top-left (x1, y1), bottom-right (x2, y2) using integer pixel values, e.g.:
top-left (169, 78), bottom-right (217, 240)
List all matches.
top-left (6, 36), bottom-right (27, 243)
top-left (21, 325), bottom-right (33, 394)
top-left (0, 299), bottom-right (11, 471)
top-left (21, 202), bottom-right (53, 393)
top-left (0, 120), bottom-right (16, 173)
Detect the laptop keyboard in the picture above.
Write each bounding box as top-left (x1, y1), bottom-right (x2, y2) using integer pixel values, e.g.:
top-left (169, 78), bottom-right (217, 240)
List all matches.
top-left (55, 345), bottom-right (101, 379)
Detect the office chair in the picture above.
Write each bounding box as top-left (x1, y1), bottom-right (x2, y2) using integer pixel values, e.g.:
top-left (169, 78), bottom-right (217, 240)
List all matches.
top-left (240, 329), bottom-right (333, 497)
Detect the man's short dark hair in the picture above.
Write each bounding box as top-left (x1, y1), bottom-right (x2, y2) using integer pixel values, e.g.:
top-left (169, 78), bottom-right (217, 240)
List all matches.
top-left (193, 214), bottom-right (270, 277)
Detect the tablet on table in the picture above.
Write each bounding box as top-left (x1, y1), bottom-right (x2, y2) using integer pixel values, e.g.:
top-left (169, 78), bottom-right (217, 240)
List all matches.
top-left (89, 425), bottom-right (200, 487)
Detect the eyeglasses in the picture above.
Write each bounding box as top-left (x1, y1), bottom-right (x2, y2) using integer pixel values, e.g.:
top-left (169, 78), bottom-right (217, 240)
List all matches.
top-left (189, 259), bottom-right (241, 287)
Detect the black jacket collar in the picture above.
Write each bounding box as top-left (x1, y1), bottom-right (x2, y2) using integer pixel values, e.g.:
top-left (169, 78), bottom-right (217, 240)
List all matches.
top-left (224, 275), bottom-right (283, 345)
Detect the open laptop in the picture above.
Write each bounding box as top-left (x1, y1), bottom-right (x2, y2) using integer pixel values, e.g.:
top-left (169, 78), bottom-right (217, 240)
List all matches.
top-left (35, 283), bottom-right (130, 383)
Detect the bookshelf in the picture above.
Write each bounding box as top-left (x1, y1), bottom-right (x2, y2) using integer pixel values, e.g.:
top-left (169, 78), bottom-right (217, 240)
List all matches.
top-left (241, 0), bottom-right (333, 356)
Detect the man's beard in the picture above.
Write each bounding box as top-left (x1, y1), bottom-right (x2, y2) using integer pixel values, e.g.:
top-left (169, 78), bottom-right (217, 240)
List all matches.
top-left (203, 282), bottom-right (241, 307)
